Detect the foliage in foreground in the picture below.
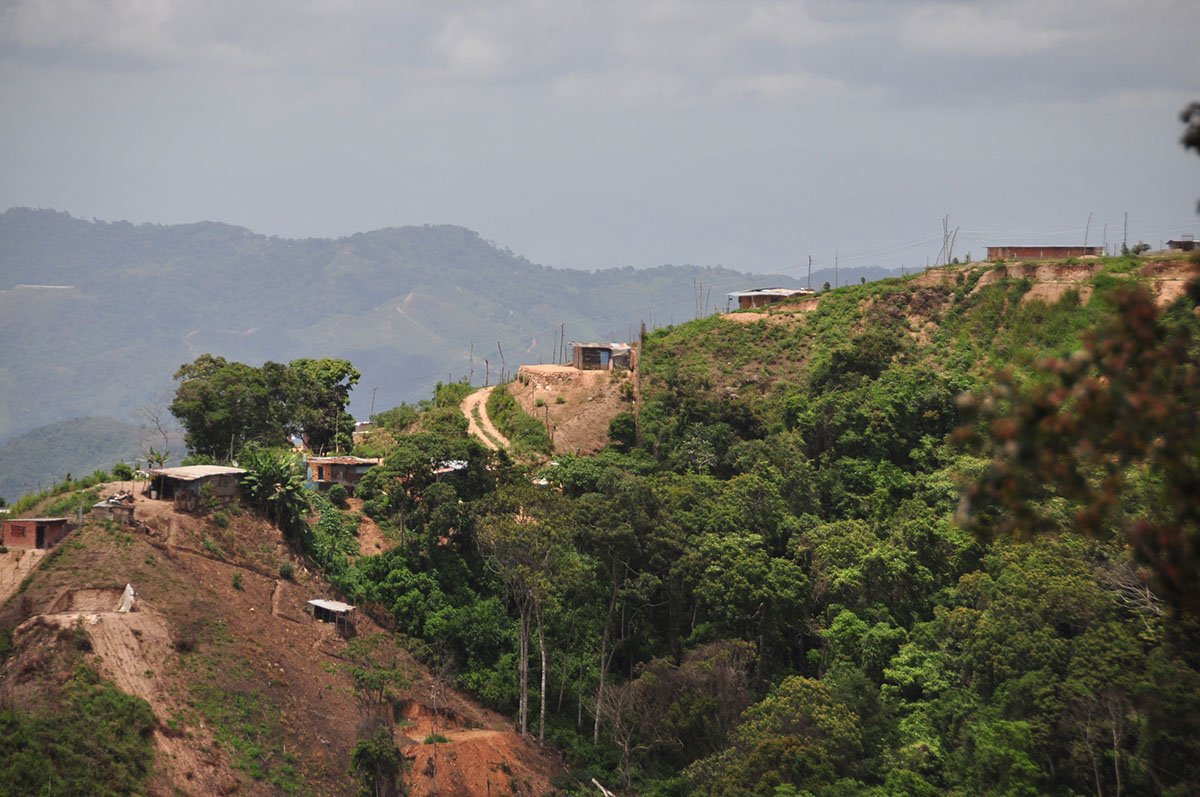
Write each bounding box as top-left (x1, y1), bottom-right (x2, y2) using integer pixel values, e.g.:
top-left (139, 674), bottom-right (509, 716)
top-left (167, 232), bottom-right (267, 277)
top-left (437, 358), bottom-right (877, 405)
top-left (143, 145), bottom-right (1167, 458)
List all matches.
top-left (0, 664), bottom-right (156, 795)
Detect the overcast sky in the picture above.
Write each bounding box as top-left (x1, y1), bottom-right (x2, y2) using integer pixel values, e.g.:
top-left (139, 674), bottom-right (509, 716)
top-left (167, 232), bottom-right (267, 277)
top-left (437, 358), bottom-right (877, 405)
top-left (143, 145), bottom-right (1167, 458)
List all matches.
top-left (2, 0), bottom-right (1198, 275)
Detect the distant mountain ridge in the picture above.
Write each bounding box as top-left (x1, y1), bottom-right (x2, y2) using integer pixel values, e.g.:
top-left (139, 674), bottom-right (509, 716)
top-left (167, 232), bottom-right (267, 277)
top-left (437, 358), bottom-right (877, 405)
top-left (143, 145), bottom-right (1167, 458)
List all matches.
top-left (0, 417), bottom-right (145, 503)
top-left (2, 207), bottom-right (892, 452)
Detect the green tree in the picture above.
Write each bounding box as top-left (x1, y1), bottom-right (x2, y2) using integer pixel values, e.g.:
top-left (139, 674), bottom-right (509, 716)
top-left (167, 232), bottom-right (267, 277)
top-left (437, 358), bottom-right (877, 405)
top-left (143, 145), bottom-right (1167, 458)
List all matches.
top-left (687, 676), bottom-right (863, 795)
top-left (238, 446), bottom-right (309, 536)
top-left (169, 355), bottom-right (359, 459)
top-left (478, 485), bottom-right (583, 742)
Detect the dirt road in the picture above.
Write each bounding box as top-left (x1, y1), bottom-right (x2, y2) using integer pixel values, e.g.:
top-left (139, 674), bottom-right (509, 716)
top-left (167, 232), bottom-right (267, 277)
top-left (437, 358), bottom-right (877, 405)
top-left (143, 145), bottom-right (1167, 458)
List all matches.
top-left (461, 387), bottom-right (510, 450)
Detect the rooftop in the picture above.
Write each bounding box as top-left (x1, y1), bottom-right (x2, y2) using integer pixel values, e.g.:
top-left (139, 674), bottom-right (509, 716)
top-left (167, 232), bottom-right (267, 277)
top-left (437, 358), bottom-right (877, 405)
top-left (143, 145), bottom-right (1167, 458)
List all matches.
top-left (308, 598), bottom-right (355, 613)
top-left (726, 287), bottom-right (815, 298)
top-left (148, 465), bottom-right (246, 481)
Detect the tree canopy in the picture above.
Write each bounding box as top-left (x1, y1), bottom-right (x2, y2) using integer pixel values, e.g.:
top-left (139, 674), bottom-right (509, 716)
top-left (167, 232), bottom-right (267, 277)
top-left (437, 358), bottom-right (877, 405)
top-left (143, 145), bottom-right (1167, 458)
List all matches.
top-left (169, 354), bottom-right (359, 458)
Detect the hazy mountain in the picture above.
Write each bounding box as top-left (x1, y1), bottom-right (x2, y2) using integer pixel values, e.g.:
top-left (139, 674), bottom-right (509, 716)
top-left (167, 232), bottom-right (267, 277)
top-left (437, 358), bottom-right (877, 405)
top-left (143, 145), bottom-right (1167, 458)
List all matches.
top-left (0, 417), bottom-right (145, 503)
top-left (0, 208), bottom-right (886, 447)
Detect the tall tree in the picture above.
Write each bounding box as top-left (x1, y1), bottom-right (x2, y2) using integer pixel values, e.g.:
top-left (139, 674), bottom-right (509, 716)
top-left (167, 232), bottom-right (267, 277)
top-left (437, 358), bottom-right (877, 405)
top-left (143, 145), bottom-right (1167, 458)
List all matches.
top-left (168, 354), bottom-right (359, 459)
top-left (479, 485), bottom-right (582, 741)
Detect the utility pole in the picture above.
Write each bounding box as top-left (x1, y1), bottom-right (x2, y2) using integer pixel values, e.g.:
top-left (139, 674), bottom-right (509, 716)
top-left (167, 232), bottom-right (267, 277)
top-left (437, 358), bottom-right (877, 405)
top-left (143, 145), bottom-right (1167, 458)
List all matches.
top-left (369, 387), bottom-right (377, 417)
top-left (807, 255), bottom-right (812, 290)
top-left (1084, 211), bottom-right (1093, 246)
top-left (835, 250), bottom-right (838, 288)
top-left (1123, 211), bottom-right (1128, 252)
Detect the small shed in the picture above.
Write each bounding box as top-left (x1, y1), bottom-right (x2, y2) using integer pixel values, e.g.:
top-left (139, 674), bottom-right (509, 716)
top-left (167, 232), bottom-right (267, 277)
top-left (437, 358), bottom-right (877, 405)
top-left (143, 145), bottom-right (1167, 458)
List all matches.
top-left (305, 456), bottom-right (381, 495)
top-left (569, 342), bottom-right (634, 371)
top-left (147, 465), bottom-right (245, 510)
top-left (726, 287), bottom-right (815, 310)
top-left (1167, 236), bottom-right (1196, 252)
top-left (2, 517), bottom-right (70, 550)
top-left (93, 490), bottom-right (136, 525)
top-left (307, 598), bottom-right (356, 635)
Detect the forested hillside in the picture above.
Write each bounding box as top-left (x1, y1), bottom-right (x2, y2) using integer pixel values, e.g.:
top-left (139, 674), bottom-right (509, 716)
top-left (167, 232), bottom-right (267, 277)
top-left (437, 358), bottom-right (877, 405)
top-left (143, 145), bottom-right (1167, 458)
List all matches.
top-left (282, 255), bottom-right (1200, 794)
top-left (0, 417), bottom-right (146, 503)
top-left (0, 208), bottom-right (833, 450)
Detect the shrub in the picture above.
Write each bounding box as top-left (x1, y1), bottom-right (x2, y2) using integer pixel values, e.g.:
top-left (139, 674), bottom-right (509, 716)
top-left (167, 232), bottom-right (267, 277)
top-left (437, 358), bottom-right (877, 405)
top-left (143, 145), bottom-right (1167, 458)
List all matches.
top-left (361, 498), bottom-right (386, 520)
top-left (278, 561), bottom-right (295, 580)
top-left (111, 463), bottom-right (134, 481)
top-left (327, 483), bottom-right (349, 509)
top-left (555, 395), bottom-right (566, 404)
top-left (423, 733), bottom-right (451, 744)
top-left (232, 572), bottom-right (243, 591)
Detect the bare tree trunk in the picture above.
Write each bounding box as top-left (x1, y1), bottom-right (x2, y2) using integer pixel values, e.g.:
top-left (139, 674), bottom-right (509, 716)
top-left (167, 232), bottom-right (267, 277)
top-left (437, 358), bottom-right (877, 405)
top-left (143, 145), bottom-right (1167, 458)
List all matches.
top-left (1084, 701), bottom-right (1103, 797)
top-left (537, 601), bottom-right (547, 744)
top-left (557, 611), bottom-right (576, 713)
top-left (594, 569), bottom-right (619, 744)
top-left (519, 601), bottom-right (530, 738)
top-left (577, 653), bottom-right (585, 727)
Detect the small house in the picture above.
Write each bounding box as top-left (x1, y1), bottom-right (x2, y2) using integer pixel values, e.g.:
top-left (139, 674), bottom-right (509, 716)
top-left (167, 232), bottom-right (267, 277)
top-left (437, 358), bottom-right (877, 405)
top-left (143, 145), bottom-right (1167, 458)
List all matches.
top-left (569, 342), bottom-right (634, 371)
top-left (307, 598), bottom-right (356, 634)
top-left (2, 517), bottom-right (70, 550)
top-left (726, 287), bottom-right (815, 310)
top-left (147, 465), bottom-right (246, 510)
top-left (985, 245), bottom-right (1104, 261)
top-left (1167, 236), bottom-right (1196, 252)
top-left (305, 456), bottom-right (381, 495)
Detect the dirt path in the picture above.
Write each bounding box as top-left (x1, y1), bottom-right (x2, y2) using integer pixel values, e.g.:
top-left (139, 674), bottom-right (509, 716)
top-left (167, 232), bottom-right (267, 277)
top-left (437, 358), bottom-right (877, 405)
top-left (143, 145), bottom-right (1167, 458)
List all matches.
top-left (461, 386), bottom-right (510, 450)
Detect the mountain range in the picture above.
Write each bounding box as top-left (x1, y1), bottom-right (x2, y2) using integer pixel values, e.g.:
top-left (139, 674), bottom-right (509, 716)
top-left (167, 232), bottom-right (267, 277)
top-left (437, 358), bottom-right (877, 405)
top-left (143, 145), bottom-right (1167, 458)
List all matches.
top-left (0, 207), bottom-right (897, 496)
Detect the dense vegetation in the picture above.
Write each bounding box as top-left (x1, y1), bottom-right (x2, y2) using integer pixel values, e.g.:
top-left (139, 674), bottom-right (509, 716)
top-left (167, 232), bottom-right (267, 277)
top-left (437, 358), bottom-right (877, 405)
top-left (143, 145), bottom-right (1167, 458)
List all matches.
top-left (0, 631), bottom-right (156, 795)
top-left (169, 355), bottom-right (360, 457)
top-left (31, 255), bottom-right (1189, 794)
top-left (225, 257), bottom-right (1196, 795)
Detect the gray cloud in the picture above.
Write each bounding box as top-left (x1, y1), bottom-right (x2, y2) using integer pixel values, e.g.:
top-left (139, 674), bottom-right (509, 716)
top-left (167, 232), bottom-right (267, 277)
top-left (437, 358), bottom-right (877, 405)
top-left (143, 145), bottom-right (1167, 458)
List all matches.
top-left (1, 0), bottom-right (1197, 270)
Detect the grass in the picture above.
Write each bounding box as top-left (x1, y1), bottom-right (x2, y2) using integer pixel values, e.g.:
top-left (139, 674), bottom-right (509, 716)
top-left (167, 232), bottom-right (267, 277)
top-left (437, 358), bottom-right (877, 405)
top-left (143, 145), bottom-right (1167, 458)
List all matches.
top-left (486, 384), bottom-right (552, 457)
top-left (187, 683), bottom-right (307, 793)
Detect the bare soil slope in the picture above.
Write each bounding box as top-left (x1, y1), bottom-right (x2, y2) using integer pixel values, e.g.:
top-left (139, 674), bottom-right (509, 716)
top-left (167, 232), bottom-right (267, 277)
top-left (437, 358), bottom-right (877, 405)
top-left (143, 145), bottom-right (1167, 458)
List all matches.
top-left (1, 485), bottom-right (562, 795)
top-left (509, 365), bottom-right (636, 456)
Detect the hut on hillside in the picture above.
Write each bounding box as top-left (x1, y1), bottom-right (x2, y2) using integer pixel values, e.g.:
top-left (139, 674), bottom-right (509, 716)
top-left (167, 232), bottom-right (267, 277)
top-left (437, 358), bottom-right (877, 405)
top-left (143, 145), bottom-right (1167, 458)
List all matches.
top-left (307, 598), bottom-right (356, 635)
top-left (147, 465), bottom-right (245, 510)
top-left (305, 456), bottom-right (381, 496)
top-left (2, 517), bottom-right (70, 549)
top-left (726, 287), bottom-right (815, 310)
top-left (569, 342), bottom-right (634, 371)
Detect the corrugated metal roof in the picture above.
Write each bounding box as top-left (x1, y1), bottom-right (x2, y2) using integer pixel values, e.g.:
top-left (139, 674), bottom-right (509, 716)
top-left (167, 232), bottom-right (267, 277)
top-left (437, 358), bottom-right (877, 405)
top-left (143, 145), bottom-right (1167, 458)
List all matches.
top-left (2, 517), bottom-right (68, 522)
top-left (568, 342), bottom-right (632, 351)
top-left (148, 465), bottom-right (246, 481)
top-left (306, 457), bottom-right (381, 465)
top-left (308, 598), bottom-right (355, 613)
top-left (726, 287), bottom-right (814, 298)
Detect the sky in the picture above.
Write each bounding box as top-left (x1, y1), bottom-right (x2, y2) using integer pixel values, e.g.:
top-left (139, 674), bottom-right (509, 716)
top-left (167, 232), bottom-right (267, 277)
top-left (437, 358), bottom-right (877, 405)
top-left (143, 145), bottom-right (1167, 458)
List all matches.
top-left (2, 0), bottom-right (1198, 277)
